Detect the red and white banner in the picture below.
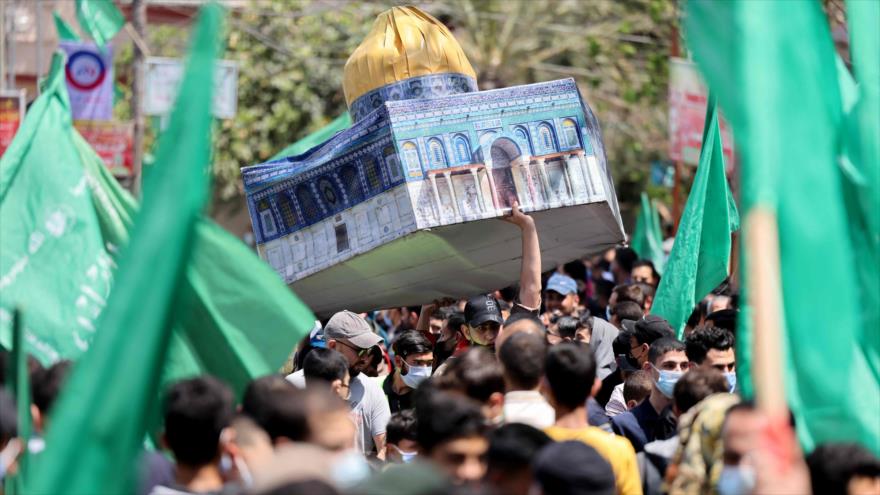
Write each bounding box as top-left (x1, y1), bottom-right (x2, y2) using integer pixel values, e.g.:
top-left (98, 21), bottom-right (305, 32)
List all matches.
top-left (74, 120), bottom-right (133, 177)
top-left (668, 57), bottom-right (735, 166)
top-left (0, 90), bottom-right (25, 157)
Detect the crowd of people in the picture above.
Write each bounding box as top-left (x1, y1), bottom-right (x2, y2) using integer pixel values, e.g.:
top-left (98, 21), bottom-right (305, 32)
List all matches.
top-left (1, 206), bottom-right (878, 495)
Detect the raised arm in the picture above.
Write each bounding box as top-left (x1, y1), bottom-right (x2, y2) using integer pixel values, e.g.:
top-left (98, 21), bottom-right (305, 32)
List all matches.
top-left (504, 202), bottom-right (541, 310)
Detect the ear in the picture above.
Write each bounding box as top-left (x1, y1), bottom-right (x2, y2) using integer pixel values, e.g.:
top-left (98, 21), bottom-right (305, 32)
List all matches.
top-left (331, 378), bottom-right (344, 396)
top-left (642, 359), bottom-right (652, 372)
top-left (590, 377), bottom-right (601, 398)
top-left (31, 404), bottom-right (43, 433)
top-left (626, 400), bottom-right (638, 410)
top-left (327, 340), bottom-right (337, 350)
top-left (461, 325), bottom-right (472, 341)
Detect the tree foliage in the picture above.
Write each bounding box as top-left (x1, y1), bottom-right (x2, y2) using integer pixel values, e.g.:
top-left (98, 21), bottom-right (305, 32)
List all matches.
top-left (116, 0), bottom-right (677, 209)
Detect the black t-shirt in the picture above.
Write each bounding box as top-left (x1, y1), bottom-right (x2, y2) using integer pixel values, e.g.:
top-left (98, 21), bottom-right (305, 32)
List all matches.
top-left (382, 374), bottom-right (414, 413)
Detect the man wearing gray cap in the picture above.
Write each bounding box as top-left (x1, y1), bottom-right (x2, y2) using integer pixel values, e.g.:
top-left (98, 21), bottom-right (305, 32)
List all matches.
top-left (287, 310), bottom-right (390, 459)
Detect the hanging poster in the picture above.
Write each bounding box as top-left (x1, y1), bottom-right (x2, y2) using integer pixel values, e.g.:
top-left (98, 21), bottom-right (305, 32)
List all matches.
top-left (73, 120), bottom-right (133, 177)
top-left (60, 41), bottom-right (114, 121)
top-left (0, 89), bottom-right (25, 157)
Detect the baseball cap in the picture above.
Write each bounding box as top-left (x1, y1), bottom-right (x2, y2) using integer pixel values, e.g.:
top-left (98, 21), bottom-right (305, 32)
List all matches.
top-left (546, 273), bottom-right (578, 296)
top-left (534, 441), bottom-right (616, 495)
top-left (633, 314), bottom-right (675, 345)
top-left (464, 295), bottom-right (504, 327)
top-left (324, 310), bottom-right (382, 349)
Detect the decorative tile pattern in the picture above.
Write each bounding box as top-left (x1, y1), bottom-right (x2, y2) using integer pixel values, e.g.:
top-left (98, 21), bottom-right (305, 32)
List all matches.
top-left (349, 73), bottom-right (478, 122)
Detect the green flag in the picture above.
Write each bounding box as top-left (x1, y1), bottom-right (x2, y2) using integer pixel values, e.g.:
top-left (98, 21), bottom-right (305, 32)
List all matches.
top-left (53, 12), bottom-right (81, 42)
top-left (686, 0), bottom-right (880, 453)
top-left (630, 192), bottom-right (666, 274)
top-left (75, 0), bottom-right (124, 48)
top-left (28, 5), bottom-right (222, 493)
top-left (271, 112), bottom-right (352, 160)
top-left (650, 96), bottom-right (739, 336)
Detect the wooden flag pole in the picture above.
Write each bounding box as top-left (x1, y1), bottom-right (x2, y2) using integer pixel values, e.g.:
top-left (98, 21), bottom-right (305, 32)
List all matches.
top-left (744, 208), bottom-right (787, 416)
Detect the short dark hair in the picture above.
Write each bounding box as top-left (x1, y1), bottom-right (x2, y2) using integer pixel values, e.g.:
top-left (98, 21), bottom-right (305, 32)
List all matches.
top-left (612, 301), bottom-right (643, 322)
top-left (633, 316), bottom-right (675, 346)
top-left (545, 342), bottom-right (596, 409)
top-left (434, 306), bottom-right (460, 322)
top-left (632, 259), bottom-right (658, 276)
top-left (502, 312), bottom-right (546, 333)
top-left (613, 329), bottom-right (634, 356)
top-left (487, 423), bottom-right (552, 474)
top-left (241, 374), bottom-right (308, 443)
top-left (32, 360), bottom-right (72, 415)
top-left (613, 284), bottom-right (645, 308)
top-left (614, 247), bottom-right (638, 274)
top-left (392, 330), bottom-right (433, 358)
top-left (807, 442), bottom-right (880, 495)
top-left (555, 316), bottom-right (581, 339)
top-left (623, 370), bottom-right (652, 405)
top-left (386, 409), bottom-right (417, 445)
top-left (303, 348), bottom-right (348, 383)
top-left (441, 346), bottom-right (504, 403)
top-left (594, 279), bottom-right (615, 301)
top-left (685, 326), bottom-right (735, 364)
top-left (163, 376), bottom-right (234, 466)
top-left (414, 383), bottom-right (486, 453)
top-left (635, 282), bottom-right (656, 300)
top-left (647, 337), bottom-right (686, 365)
top-left (705, 309), bottom-right (737, 334)
top-left (673, 368), bottom-right (729, 413)
top-left (499, 332), bottom-right (547, 390)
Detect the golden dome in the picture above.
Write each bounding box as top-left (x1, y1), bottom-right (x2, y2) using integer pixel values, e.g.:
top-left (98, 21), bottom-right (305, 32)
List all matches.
top-left (343, 6), bottom-right (477, 110)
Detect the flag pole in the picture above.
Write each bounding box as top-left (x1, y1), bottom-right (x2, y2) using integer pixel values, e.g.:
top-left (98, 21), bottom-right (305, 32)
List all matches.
top-left (131, 0), bottom-right (147, 198)
top-left (744, 208), bottom-right (787, 417)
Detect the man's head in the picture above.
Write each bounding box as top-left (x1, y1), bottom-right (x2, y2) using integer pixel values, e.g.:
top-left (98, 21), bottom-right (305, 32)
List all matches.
top-left (241, 375), bottom-right (308, 445)
top-left (430, 306), bottom-right (459, 336)
top-left (672, 368), bottom-right (729, 415)
top-left (549, 316), bottom-right (590, 345)
top-left (303, 348), bottom-right (351, 400)
top-left (643, 337), bottom-right (689, 399)
top-left (301, 385), bottom-right (356, 453)
top-left (497, 312), bottom-right (546, 352)
top-left (415, 384), bottom-right (488, 485)
top-left (324, 310), bottom-right (382, 376)
top-left (610, 301), bottom-right (643, 329)
top-left (622, 370), bottom-right (652, 410)
top-left (631, 260), bottom-right (660, 287)
top-left (612, 247), bottom-right (638, 284)
top-left (386, 410), bottom-right (419, 464)
top-left (533, 441), bottom-right (616, 495)
top-left (485, 423), bottom-right (552, 495)
top-left (499, 332), bottom-right (547, 392)
top-left (392, 330), bottom-right (434, 389)
top-left (463, 295), bottom-right (504, 349)
top-left (439, 347), bottom-right (505, 421)
top-left (685, 326), bottom-right (736, 391)
top-left (807, 442), bottom-right (880, 495)
top-left (542, 342), bottom-right (598, 412)
top-left (31, 360), bottom-right (72, 433)
top-left (544, 273), bottom-right (579, 315)
top-left (628, 315), bottom-right (675, 366)
top-left (609, 283), bottom-right (646, 310)
top-left (720, 403), bottom-right (767, 494)
top-left (705, 309), bottom-right (737, 334)
top-left (162, 376), bottom-right (235, 468)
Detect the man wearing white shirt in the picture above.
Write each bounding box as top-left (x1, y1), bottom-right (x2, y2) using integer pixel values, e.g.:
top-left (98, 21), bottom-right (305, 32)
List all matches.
top-left (498, 332), bottom-right (555, 429)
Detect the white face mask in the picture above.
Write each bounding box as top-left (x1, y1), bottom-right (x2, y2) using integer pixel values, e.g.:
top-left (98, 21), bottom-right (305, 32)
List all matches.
top-left (331, 450), bottom-right (371, 489)
top-left (717, 464), bottom-right (756, 495)
top-left (400, 360), bottom-right (432, 388)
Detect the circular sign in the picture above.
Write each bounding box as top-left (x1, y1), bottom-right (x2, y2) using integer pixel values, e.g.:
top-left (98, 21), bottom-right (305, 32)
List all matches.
top-left (65, 51), bottom-right (106, 91)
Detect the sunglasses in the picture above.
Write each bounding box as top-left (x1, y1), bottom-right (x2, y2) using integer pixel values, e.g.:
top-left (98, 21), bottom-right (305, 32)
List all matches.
top-left (337, 339), bottom-right (372, 358)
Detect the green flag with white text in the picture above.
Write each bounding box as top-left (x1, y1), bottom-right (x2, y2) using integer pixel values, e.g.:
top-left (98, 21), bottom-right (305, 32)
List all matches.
top-left (630, 192), bottom-right (666, 274)
top-left (75, 0), bottom-right (124, 48)
top-left (28, 5), bottom-right (222, 492)
top-left (686, 0), bottom-right (880, 453)
top-left (650, 96), bottom-right (739, 336)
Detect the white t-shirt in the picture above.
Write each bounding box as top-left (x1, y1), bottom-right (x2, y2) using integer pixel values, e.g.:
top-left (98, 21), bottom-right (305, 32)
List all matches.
top-left (605, 382), bottom-right (627, 417)
top-left (503, 390), bottom-right (556, 429)
top-left (286, 369), bottom-right (390, 456)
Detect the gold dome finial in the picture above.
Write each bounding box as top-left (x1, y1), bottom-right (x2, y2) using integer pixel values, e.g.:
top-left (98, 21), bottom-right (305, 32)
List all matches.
top-left (343, 6), bottom-right (478, 120)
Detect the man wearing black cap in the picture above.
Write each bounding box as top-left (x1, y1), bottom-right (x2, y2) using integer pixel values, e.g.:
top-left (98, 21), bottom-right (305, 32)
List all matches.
top-left (286, 310), bottom-right (390, 459)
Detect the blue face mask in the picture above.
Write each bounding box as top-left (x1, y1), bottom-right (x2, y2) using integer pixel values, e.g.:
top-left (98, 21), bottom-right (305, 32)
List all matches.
top-left (717, 465), bottom-right (756, 495)
top-left (401, 361), bottom-right (432, 389)
top-left (651, 364), bottom-right (684, 398)
top-left (725, 372), bottom-right (737, 393)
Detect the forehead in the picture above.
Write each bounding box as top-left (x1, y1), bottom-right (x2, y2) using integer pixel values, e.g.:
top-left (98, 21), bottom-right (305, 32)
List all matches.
top-left (405, 351), bottom-right (434, 361)
top-left (706, 347), bottom-right (735, 362)
top-left (632, 266), bottom-right (652, 276)
top-left (438, 435), bottom-right (489, 456)
top-left (657, 350), bottom-right (688, 364)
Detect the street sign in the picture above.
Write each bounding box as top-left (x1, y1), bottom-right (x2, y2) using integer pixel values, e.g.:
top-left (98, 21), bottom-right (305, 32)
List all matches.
top-left (144, 57), bottom-right (239, 119)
